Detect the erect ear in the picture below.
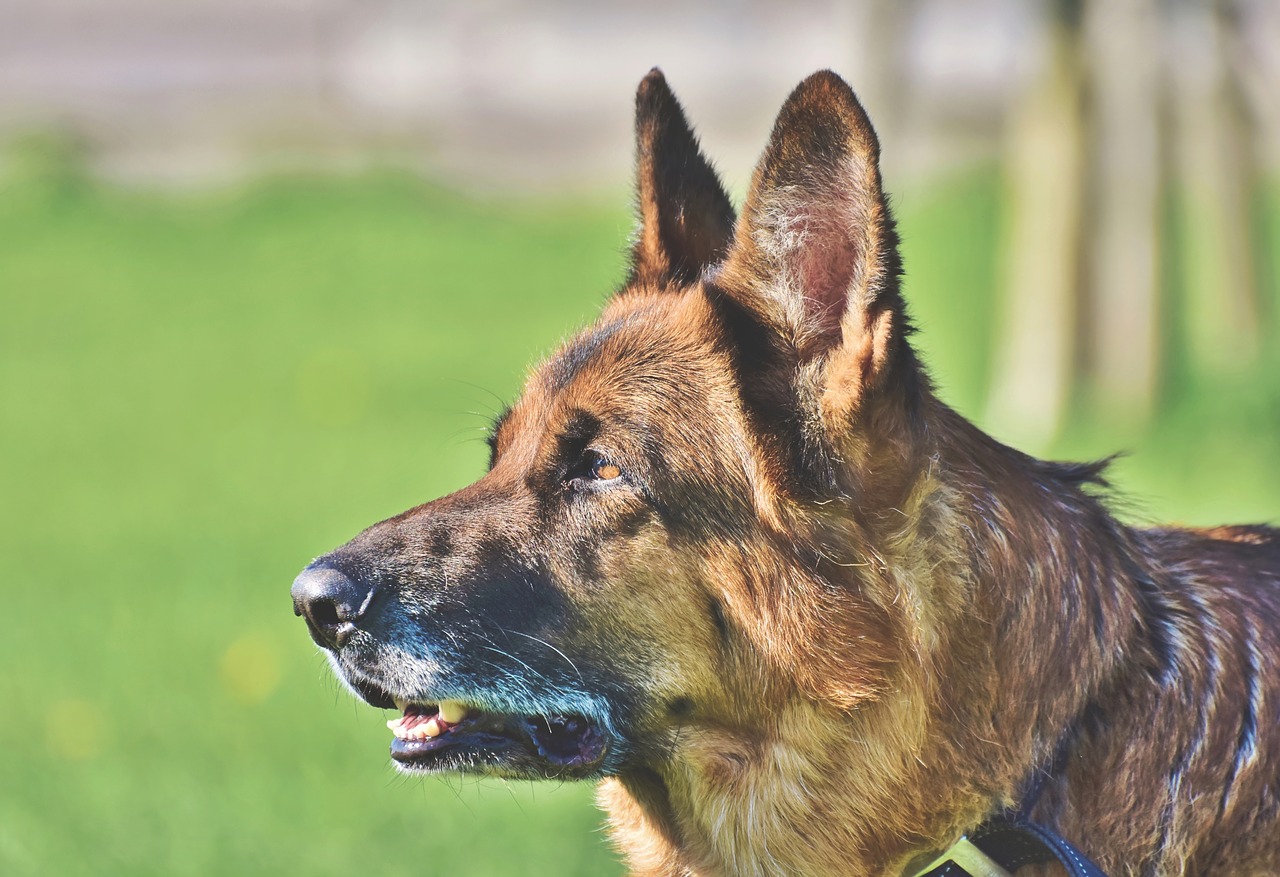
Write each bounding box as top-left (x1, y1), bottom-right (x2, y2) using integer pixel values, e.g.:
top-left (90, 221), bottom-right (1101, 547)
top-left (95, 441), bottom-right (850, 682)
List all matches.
top-left (628, 68), bottom-right (736, 287)
top-left (714, 71), bottom-right (909, 427)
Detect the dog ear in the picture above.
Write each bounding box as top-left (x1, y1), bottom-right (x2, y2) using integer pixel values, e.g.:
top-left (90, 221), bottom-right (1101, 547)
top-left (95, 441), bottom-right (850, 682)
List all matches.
top-left (628, 68), bottom-right (736, 288)
top-left (713, 71), bottom-right (909, 428)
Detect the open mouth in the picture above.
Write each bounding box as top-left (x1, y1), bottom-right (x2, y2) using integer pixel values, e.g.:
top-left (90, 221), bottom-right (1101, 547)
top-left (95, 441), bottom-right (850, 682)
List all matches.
top-left (384, 699), bottom-right (608, 778)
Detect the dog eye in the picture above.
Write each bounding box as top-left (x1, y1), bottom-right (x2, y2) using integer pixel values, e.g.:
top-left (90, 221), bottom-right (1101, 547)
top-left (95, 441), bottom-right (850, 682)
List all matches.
top-left (592, 458), bottom-right (622, 481)
top-left (566, 451), bottom-right (622, 487)
top-left (563, 450), bottom-right (624, 491)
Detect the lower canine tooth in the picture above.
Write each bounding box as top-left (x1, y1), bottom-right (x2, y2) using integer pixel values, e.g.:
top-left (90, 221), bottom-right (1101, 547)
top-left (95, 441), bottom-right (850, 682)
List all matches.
top-left (424, 718), bottom-right (442, 737)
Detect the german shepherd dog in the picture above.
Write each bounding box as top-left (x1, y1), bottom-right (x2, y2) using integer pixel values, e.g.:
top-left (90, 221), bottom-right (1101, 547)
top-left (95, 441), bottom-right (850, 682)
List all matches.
top-left (292, 70), bottom-right (1280, 876)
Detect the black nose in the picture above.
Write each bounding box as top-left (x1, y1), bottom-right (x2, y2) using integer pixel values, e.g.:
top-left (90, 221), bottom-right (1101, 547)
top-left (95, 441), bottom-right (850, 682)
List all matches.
top-left (290, 564), bottom-right (375, 650)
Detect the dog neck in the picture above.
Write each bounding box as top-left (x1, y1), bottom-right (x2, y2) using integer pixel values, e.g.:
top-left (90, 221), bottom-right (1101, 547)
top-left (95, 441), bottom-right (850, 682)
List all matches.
top-left (598, 406), bottom-right (1150, 877)
top-left (601, 698), bottom-right (993, 877)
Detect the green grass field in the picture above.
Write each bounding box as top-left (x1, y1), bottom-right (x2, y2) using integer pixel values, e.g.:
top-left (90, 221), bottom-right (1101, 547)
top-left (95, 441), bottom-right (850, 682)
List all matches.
top-left (0, 163), bottom-right (1276, 876)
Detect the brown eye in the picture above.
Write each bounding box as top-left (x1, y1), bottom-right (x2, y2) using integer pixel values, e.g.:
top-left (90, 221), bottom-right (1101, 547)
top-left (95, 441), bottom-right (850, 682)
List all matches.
top-left (564, 450), bottom-right (623, 490)
top-left (593, 459), bottom-right (622, 481)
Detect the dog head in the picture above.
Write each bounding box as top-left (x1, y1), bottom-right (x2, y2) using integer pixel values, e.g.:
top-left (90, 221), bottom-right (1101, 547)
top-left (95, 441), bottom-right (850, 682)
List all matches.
top-left (292, 69), bottom-right (935, 784)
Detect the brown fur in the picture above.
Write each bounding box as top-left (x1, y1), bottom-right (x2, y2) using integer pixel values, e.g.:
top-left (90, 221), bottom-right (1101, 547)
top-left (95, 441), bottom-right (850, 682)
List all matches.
top-left (296, 70), bottom-right (1280, 876)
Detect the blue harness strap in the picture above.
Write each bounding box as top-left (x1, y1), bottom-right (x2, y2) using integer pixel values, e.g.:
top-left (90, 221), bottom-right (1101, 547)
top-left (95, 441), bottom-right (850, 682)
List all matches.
top-left (913, 815), bottom-right (1110, 877)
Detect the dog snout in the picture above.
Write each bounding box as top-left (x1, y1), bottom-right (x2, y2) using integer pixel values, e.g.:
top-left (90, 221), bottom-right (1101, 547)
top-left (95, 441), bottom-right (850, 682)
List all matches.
top-left (291, 564), bottom-right (376, 650)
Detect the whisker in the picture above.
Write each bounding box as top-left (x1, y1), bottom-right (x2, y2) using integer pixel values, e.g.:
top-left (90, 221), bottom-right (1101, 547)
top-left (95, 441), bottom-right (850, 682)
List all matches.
top-left (505, 629), bottom-right (583, 682)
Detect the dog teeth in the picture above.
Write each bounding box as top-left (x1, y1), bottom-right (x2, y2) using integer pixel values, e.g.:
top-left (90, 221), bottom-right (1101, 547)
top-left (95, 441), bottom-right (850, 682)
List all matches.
top-left (386, 701), bottom-right (469, 740)
top-left (394, 697), bottom-right (407, 712)
top-left (388, 716), bottom-right (430, 740)
top-left (437, 700), bottom-right (468, 724)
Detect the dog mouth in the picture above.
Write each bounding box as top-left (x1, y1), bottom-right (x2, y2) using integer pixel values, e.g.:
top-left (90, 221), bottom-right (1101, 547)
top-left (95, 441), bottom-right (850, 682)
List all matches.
top-left (385, 700), bottom-right (607, 777)
top-left (334, 654), bottom-right (615, 778)
top-left (341, 661), bottom-right (612, 777)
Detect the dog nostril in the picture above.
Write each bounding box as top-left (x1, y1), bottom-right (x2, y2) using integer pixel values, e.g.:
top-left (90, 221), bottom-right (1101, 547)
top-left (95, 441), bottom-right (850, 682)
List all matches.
top-left (308, 597), bottom-right (342, 629)
top-left (290, 564), bottom-right (375, 650)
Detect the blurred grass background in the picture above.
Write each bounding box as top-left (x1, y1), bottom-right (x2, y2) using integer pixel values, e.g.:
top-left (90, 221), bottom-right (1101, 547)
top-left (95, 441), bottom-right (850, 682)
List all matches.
top-left (1, 152), bottom-right (1276, 876)
top-left (1, 1), bottom-right (1279, 870)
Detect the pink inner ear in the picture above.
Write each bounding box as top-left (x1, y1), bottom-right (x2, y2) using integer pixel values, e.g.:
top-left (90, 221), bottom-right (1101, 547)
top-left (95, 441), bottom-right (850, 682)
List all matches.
top-left (782, 204), bottom-right (860, 344)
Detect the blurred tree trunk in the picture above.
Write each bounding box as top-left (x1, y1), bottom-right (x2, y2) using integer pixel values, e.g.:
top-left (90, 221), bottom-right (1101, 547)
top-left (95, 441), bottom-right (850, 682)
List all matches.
top-left (1168, 0), bottom-right (1263, 378)
top-left (1229, 0), bottom-right (1280, 350)
top-left (987, 0), bottom-right (1267, 443)
top-left (1080, 0), bottom-right (1163, 425)
top-left (985, 1), bottom-right (1085, 450)
top-left (840, 0), bottom-right (909, 156)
